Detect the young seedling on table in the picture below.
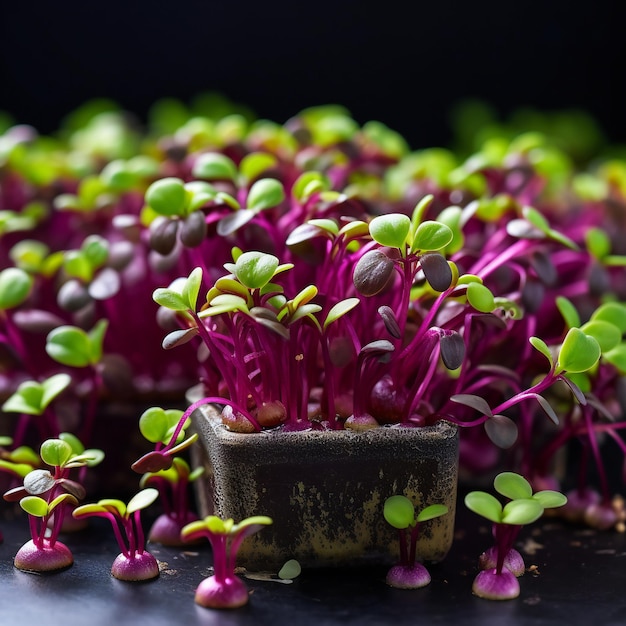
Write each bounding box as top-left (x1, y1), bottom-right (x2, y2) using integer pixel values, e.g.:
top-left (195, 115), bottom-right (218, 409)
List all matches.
top-left (383, 495), bottom-right (448, 588)
top-left (72, 488), bottom-right (160, 581)
top-left (465, 472), bottom-right (567, 600)
top-left (3, 436), bottom-right (103, 572)
top-left (135, 406), bottom-right (203, 545)
top-left (181, 515), bottom-right (273, 609)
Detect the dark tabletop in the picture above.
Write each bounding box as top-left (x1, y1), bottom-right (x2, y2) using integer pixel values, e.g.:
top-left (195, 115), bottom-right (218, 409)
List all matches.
top-left (1, 501), bottom-right (625, 626)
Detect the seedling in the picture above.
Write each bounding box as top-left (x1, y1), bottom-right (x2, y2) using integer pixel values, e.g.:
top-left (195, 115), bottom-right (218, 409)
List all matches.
top-left (383, 495), bottom-right (448, 588)
top-left (3, 436), bottom-right (103, 572)
top-left (465, 472), bottom-right (567, 600)
top-left (72, 488), bottom-right (160, 581)
top-left (129, 407), bottom-right (203, 545)
top-left (131, 406), bottom-right (199, 474)
top-left (1, 373), bottom-right (71, 443)
top-left (181, 515), bottom-right (273, 609)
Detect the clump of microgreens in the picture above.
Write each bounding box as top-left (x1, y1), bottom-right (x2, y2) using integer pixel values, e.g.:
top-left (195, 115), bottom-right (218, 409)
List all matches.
top-left (2, 373), bottom-right (105, 534)
top-left (149, 192), bottom-right (502, 434)
top-left (3, 435), bottom-right (103, 572)
top-left (0, 261), bottom-right (112, 445)
top-left (528, 298), bottom-right (626, 529)
top-left (151, 248), bottom-right (361, 432)
top-left (382, 495), bottom-right (448, 589)
top-left (448, 323), bottom-right (604, 450)
top-left (181, 515), bottom-right (273, 609)
top-left (348, 198), bottom-right (482, 429)
top-left (134, 406), bottom-right (203, 545)
top-left (465, 472), bottom-right (567, 600)
top-left (73, 488), bottom-right (160, 581)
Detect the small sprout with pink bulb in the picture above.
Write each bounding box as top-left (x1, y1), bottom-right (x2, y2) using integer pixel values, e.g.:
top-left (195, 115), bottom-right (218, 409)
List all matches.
top-left (465, 472), bottom-right (567, 600)
top-left (383, 495), bottom-right (449, 589)
top-left (72, 488), bottom-right (160, 581)
top-left (181, 514), bottom-right (273, 609)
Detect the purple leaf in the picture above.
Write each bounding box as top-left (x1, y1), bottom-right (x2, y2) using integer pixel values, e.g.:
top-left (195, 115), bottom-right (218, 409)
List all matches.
top-left (440, 332), bottom-right (465, 370)
top-left (216, 209), bottom-right (255, 237)
top-left (149, 219), bottom-right (179, 255)
top-left (89, 267), bottom-right (121, 300)
top-left (180, 210), bottom-right (208, 248)
top-left (162, 327), bottom-right (200, 350)
top-left (13, 309), bottom-right (66, 333)
top-left (450, 394), bottom-right (493, 417)
top-left (484, 414), bottom-right (518, 449)
top-left (3, 486), bottom-right (28, 502)
top-left (532, 393), bottom-right (560, 425)
top-left (559, 375), bottom-right (588, 405)
top-left (131, 451), bottom-right (174, 474)
top-left (420, 253), bottom-right (452, 292)
top-left (530, 250), bottom-right (557, 286)
top-left (378, 306), bottom-right (401, 339)
top-left (353, 250), bottom-right (395, 297)
top-left (58, 478), bottom-right (87, 500)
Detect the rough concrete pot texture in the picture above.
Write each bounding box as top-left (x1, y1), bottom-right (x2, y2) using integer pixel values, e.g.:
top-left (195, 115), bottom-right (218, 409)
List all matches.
top-left (191, 405), bottom-right (459, 571)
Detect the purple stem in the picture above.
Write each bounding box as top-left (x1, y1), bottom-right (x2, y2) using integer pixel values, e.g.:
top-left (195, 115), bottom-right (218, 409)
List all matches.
top-left (133, 510), bottom-right (146, 554)
top-left (582, 406), bottom-right (611, 505)
top-left (124, 516), bottom-right (136, 558)
top-left (210, 534), bottom-right (228, 582)
top-left (319, 335), bottom-right (337, 429)
top-left (29, 515), bottom-right (42, 549)
top-left (494, 523), bottom-right (522, 575)
top-left (408, 523), bottom-right (420, 566)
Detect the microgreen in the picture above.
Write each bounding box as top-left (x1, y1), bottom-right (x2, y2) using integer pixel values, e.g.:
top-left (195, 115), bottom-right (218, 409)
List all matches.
top-left (0, 267), bottom-right (33, 310)
top-left (131, 406), bottom-right (198, 473)
top-left (2, 96), bottom-right (626, 604)
top-left (465, 472), bottom-right (567, 600)
top-left (181, 515), bottom-right (273, 608)
top-left (132, 406), bottom-right (203, 545)
top-left (1, 373), bottom-right (71, 441)
top-left (383, 495), bottom-right (448, 589)
top-left (73, 489), bottom-right (160, 581)
top-left (3, 435), bottom-right (103, 572)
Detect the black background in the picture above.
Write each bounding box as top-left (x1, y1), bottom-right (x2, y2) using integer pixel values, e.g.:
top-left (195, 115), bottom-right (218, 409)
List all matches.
top-left (1, 0), bottom-right (625, 149)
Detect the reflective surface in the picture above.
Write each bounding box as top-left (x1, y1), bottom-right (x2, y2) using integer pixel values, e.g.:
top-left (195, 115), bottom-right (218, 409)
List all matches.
top-left (1, 504), bottom-right (625, 626)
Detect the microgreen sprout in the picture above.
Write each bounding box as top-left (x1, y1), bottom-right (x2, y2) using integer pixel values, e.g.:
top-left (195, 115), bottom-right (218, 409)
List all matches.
top-left (133, 406), bottom-right (203, 545)
top-left (131, 406), bottom-right (199, 474)
top-left (448, 324), bottom-right (603, 450)
top-left (465, 472), bottom-right (567, 600)
top-left (3, 97), bottom-right (626, 605)
top-left (383, 495), bottom-right (448, 589)
top-left (181, 515), bottom-right (273, 609)
top-left (1, 373), bottom-right (71, 443)
top-left (72, 488), bottom-right (160, 581)
top-left (3, 436), bottom-right (103, 572)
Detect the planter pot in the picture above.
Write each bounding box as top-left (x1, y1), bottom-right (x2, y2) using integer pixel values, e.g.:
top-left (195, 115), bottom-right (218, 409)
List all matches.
top-left (191, 405), bottom-right (459, 570)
